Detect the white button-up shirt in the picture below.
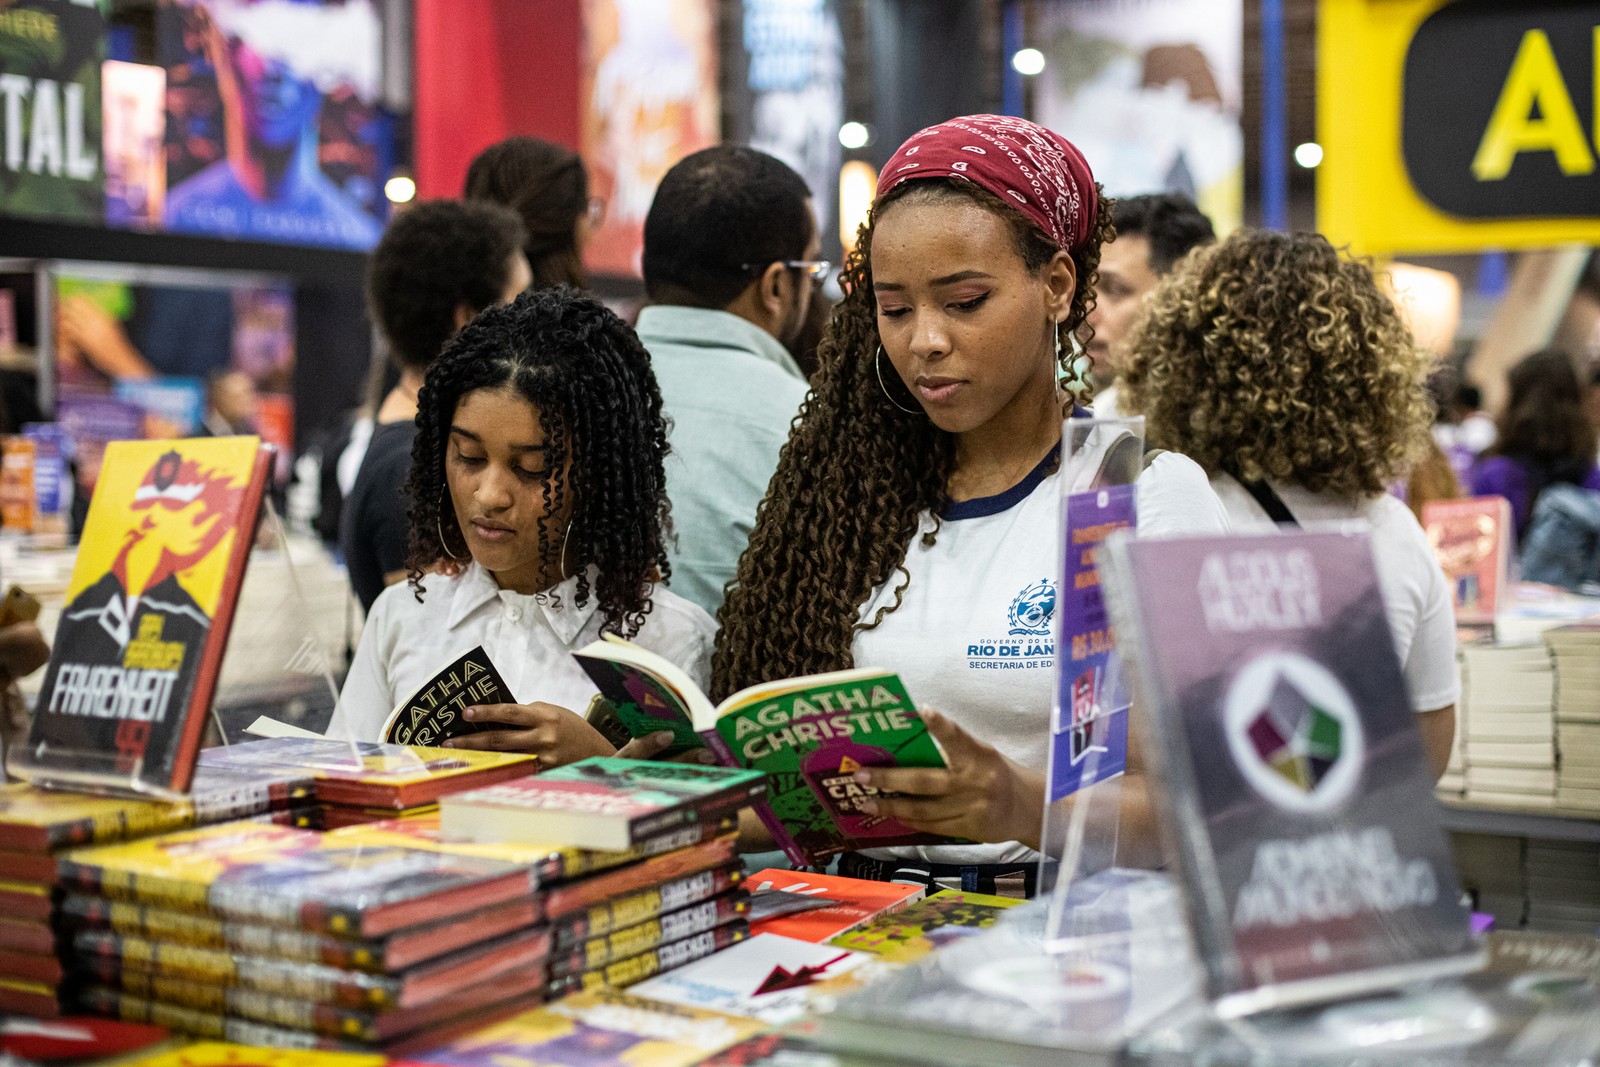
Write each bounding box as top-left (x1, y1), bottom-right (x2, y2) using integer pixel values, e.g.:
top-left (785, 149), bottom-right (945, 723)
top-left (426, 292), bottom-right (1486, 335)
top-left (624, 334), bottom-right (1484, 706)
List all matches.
top-left (329, 563), bottom-right (716, 742)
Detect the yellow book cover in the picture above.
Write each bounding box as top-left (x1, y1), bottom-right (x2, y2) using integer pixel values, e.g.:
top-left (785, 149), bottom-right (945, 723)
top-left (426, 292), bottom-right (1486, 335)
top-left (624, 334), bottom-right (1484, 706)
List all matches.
top-left (0, 784), bottom-right (192, 853)
top-left (197, 739), bottom-right (537, 809)
top-left (57, 822), bottom-right (318, 911)
top-left (13, 438), bottom-right (272, 796)
top-left (390, 989), bottom-right (764, 1067)
top-left (827, 889), bottom-right (1025, 963)
top-left (328, 810), bottom-right (735, 887)
top-left (60, 819), bottom-right (532, 938)
top-left (327, 813), bottom-right (568, 876)
top-left (115, 1041), bottom-right (385, 1067)
top-left (0, 769), bottom-right (314, 853)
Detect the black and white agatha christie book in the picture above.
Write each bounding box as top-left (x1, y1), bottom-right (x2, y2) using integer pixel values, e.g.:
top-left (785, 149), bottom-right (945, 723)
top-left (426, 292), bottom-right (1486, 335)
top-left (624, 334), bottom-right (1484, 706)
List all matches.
top-left (1099, 529), bottom-right (1481, 1018)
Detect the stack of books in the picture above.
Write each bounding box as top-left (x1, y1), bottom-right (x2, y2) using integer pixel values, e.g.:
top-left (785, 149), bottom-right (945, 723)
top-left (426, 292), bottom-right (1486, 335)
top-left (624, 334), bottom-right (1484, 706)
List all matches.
top-left (438, 757), bottom-right (767, 999)
top-left (1459, 642), bottom-right (1558, 807)
top-left (55, 819), bottom-right (546, 1050)
top-left (1547, 625), bottom-right (1600, 811)
top-left (324, 805), bottom-right (747, 1001)
top-left (0, 768), bottom-right (315, 1018)
top-left (196, 738), bottom-right (540, 828)
top-left (1524, 838), bottom-right (1600, 935)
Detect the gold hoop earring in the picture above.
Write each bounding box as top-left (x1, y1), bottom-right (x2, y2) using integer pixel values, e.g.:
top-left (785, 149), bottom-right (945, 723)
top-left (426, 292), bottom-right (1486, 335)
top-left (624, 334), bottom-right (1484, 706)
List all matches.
top-left (875, 346), bottom-right (921, 415)
top-left (558, 518), bottom-right (574, 579)
top-left (436, 484), bottom-right (466, 561)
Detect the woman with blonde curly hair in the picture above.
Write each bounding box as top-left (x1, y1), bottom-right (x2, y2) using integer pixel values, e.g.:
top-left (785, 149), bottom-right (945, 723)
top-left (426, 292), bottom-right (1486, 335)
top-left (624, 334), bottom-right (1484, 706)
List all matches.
top-left (714, 115), bottom-right (1229, 893)
top-left (1119, 229), bottom-right (1457, 777)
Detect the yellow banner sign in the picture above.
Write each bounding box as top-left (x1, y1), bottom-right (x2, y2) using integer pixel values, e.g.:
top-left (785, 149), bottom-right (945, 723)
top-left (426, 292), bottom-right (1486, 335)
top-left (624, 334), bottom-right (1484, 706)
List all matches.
top-left (1319, 0), bottom-right (1600, 255)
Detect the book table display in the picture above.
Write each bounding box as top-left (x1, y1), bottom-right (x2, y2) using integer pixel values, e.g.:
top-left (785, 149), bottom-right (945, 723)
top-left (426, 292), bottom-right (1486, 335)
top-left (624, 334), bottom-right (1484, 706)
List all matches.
top-left (2, 435), bottom-right (1599, 1065)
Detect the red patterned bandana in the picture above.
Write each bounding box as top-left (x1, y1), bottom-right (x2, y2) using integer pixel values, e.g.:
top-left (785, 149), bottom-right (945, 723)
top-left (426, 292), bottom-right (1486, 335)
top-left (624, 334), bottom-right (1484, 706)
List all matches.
top-left (876, 114), bottom-right (1098, 253)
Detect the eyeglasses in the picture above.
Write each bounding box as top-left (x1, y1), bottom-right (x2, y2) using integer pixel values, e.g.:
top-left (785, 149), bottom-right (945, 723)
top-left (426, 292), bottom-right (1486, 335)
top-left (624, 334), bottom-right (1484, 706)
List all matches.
top-left (741, 260), bottom-right (833, 281)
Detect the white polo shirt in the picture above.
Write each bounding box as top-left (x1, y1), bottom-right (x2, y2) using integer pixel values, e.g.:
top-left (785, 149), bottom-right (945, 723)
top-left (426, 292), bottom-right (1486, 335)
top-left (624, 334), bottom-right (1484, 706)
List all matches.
top-left (852, 449), bottom-right (1230, 866)
top-left (329, 563), bottom-right (715, 742)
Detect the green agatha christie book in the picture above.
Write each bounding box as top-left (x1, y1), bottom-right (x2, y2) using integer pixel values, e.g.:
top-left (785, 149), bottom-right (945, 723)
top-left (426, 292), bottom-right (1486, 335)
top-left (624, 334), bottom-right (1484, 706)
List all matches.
top-left (573, 636), bottom-right (948, 866)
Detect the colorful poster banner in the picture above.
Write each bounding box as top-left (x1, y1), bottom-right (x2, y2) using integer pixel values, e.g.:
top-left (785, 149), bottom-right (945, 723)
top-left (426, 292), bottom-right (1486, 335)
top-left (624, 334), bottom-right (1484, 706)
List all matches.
top-left (102, 59), bottom-right (166, 228)
top-left (0, 0), bottom-right (105, 223)
top-left (1035, 0), bottom-right (1242, 235)
top-left (1320, 0), bottom-right (1600, 255)
top-left (580, 0), bottom-right (719, 278)
top-left (735, 0), bottom-right (843, 258)
top-left (157, 0), bottom-right (386, 249)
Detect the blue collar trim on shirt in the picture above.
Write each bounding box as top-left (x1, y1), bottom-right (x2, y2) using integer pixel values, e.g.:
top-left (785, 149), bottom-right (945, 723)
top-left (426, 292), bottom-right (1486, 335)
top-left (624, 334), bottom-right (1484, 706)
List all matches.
top-left (939, 446), bottom-right (1060, 521)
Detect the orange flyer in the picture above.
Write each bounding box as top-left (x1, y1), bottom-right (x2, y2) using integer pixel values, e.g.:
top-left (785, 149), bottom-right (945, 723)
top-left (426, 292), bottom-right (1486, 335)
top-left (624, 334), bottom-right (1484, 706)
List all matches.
top-left (748, 868), bottom-right (925, 943)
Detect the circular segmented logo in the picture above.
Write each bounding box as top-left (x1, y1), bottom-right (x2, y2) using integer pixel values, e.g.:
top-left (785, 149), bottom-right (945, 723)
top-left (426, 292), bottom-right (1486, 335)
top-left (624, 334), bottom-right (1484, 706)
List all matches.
top-left (1223, 652), bottom-right (1364, 813)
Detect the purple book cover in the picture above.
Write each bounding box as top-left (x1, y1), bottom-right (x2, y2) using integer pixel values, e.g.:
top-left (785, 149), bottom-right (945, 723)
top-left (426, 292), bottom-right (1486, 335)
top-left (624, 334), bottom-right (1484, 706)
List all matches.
top-left (1103, 529), bottom-right (1476, 1014)
top-left (1049, 483), bottom-right (1135, 801)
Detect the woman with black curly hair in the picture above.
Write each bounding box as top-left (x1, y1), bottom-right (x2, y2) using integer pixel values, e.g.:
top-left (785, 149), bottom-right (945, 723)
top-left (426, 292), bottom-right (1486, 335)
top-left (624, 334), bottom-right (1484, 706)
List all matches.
top-left (1119, 229), bottom-right (1457, 778)
top-left (714, 115), bottom-right (1228, 891)
top-left (329, 288), bottom-right (714, 766)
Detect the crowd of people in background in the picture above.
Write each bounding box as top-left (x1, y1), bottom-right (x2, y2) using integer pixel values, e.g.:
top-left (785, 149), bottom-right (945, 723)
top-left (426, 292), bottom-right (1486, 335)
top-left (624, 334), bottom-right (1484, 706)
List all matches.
top-left (292, 114), bottom-right (1600, 894)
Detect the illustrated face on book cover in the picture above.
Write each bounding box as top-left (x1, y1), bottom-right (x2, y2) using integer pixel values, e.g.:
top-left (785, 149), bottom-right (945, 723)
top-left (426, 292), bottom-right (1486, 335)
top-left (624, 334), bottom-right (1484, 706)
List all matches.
top-left (1427, 514), bottom-right (1496, 577)
top-left (64, 448), bottom-right (248, 650)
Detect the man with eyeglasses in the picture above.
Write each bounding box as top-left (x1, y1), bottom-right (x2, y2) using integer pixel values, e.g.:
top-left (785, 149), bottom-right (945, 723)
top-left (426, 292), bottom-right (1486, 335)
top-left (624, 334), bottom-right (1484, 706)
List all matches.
top-left (637, 146), bottom-right (825, 618)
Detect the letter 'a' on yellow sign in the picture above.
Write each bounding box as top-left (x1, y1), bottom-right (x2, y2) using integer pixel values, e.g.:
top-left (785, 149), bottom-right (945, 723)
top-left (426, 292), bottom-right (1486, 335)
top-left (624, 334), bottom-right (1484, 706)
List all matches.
top-left (1471, 29), bottom-right (1594, 181)
top-left (1318, 0), bottom-right (1600, 255)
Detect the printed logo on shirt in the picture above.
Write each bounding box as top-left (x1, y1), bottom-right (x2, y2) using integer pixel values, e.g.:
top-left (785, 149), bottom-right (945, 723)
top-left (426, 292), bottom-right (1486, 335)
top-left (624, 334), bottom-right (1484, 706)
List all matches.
top-left (1008, 579), bottom-right (1056, 636)
top-left (966, 578), bottom-right (1057, 671)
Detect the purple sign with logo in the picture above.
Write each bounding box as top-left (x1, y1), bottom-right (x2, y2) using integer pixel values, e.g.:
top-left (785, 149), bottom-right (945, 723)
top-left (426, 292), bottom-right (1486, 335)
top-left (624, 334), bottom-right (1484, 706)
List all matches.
top-left (1049, 483), bottom-right (1135, 801)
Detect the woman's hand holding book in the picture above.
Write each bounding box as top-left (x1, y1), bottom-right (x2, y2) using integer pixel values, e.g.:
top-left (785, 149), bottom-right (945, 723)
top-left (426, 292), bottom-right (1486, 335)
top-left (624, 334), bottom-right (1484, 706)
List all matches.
top-left (849, 710), bottom-right (1045, 850)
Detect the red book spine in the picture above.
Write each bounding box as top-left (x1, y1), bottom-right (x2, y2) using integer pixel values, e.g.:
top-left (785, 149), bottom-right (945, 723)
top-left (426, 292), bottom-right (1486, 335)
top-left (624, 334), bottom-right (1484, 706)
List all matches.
top-left (170, 445), bottom-right (273, 792)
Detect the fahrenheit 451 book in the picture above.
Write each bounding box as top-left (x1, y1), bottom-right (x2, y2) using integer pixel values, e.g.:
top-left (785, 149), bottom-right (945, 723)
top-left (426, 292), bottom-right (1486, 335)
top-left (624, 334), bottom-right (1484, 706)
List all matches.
top-left (10, 438), bottom-right (273, 796)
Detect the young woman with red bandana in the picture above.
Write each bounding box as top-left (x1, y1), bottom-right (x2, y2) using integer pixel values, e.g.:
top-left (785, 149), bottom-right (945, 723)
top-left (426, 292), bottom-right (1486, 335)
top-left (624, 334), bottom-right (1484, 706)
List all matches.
top-left (713, 115), bottom-right (1228, 894)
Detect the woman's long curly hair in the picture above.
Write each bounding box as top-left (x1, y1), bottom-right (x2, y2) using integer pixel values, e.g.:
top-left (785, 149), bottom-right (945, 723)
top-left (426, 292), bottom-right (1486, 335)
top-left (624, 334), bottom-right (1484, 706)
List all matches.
top-left (1119, 229), bottom-right (1432, 498)
top-left (402, 286), bottom-right (672, 638)
top-left (711, 178), bottom-right (1112, 699)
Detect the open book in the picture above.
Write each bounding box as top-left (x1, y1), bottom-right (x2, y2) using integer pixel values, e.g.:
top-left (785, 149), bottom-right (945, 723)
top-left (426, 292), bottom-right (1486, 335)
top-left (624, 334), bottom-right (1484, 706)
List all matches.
top-left (573, 635), bottom-right (950, 867)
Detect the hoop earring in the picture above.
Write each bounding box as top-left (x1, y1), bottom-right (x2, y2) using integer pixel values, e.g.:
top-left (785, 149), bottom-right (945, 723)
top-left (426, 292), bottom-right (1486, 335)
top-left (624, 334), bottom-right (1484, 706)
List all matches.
top-left (1055, 317), bottom-right (1065, 367)
top-left (558, 518), bottom-right (574, 580)
top-left (875, 347), bottom-right (921, 415)
top-left (436, 484), bottom-right (466, 561)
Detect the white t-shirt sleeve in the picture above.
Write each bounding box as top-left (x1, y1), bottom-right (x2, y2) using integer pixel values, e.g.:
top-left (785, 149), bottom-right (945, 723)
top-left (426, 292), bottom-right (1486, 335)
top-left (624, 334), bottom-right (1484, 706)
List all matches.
top-left (636, 591), bottom-right (718, 695)
top-left (328, 586), bottom-right (400, 741)
top-left (1137, 452), bottom-right (1232, 536)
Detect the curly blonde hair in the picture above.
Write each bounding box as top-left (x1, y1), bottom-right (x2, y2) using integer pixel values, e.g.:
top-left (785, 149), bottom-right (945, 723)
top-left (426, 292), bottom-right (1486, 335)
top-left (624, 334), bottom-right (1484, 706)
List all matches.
top-left (1119, 229), bottom-right (1431, 498)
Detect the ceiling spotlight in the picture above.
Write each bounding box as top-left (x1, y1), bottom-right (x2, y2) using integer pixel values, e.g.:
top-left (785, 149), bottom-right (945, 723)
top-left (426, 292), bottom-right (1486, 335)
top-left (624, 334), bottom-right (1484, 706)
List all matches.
top-left (1012, 48), bottom-right (1046, 76)
top-left (839, 122), bottom-right (871, 150)
top-left (384, 176), bottom-right (417, 204)
top-left (1294, 142), bottom-right (1324, 169)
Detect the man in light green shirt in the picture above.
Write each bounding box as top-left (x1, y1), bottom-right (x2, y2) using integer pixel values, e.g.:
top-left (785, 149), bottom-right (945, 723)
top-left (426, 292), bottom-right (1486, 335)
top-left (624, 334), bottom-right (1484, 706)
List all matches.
top-left (638, 147), bottom-right (823, 619)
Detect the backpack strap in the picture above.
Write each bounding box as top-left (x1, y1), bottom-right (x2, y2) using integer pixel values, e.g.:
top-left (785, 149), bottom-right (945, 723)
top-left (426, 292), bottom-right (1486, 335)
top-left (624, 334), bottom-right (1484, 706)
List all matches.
top-left (1232, 472), bottom-right (1300, 526)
